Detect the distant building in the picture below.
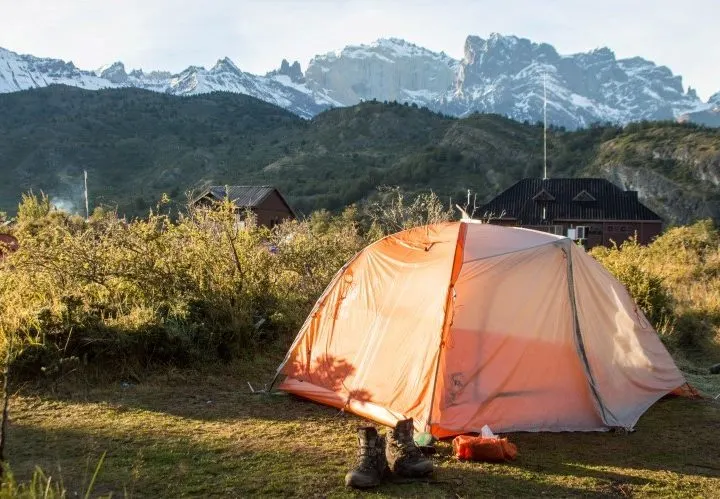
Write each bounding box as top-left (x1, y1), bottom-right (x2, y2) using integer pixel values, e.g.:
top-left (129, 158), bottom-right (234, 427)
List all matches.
top-left (192, 185), bottom-right (296, 228)
top-left (0, 233), bottom-right (19, 260)
top-left (479, 178), bottom-right (663, 248)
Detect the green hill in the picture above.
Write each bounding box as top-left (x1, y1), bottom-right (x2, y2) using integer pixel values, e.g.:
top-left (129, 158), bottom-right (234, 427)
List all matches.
top-left (1, 85), bottom-right (719, 222)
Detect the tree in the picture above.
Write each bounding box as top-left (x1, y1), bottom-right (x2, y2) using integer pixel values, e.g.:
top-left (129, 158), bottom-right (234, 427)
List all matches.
top-left (365, 186), bottom-right (454, 235)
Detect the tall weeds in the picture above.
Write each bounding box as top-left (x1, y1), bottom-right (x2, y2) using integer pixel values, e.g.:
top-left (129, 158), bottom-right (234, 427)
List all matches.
top-left (2, 192), bottom-right (718, 378)
top-left (591, 219), bottom-right (720, 356)
top-left (0, 195), bottom-right (365, 377)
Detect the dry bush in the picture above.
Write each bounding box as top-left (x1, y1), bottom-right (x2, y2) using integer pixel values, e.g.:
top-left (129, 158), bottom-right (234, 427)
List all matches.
top-left (0, 194), bottom-right (365, 377)
top-left (591, 219), bottom-right (720, 355)
top-left (365, 186), bottom-right (454, 236)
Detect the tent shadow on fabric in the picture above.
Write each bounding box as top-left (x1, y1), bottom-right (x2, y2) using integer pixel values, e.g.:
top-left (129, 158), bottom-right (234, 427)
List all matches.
top-left (277, 222), bottom-right (692, 436)
top-left (284, 353), bottom-right (373, 404)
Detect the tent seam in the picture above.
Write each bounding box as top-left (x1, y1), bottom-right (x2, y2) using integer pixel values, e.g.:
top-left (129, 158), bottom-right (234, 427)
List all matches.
top-left (564, 242), bottom-right (621, 428)
top-left (463, 239), bottom-right (566, 264)
top-left (424, 223), bottom-right (467, 432)
top-left (270, 222), bottom-right (459, 391)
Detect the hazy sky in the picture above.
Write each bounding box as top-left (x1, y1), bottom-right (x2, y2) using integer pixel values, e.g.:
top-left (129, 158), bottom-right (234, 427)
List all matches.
top-left (1, 0), bottom-right (718, 99)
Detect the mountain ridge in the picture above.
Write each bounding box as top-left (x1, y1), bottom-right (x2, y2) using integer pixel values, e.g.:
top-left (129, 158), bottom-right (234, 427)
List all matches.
top-left (1, 85), bottom-right (719, 225)
top-left (0, 34), bottom-right (717, 128)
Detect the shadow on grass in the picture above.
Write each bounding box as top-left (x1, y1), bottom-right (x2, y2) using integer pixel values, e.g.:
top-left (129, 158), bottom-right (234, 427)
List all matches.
top-left (504, 397), bottom-right (720, 480)
top-left (7, 422), bottom-right (622, 498)
top-left (21, 356), bottom-right (720, 496)
top-left (673, 308), bottom-right (720, 363)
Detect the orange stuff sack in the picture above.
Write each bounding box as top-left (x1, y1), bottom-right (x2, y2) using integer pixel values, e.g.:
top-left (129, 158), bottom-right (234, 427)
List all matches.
top-left (452, 435), bottom-right (518, 462)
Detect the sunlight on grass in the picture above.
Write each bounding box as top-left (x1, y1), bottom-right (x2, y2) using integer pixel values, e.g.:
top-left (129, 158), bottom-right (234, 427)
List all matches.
top-left (5, 363), bottom-right (720, 498)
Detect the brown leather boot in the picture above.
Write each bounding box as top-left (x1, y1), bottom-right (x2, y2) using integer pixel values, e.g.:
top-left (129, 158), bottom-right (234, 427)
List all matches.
top-left (345, 426), bottom-right (388, 488)
top-left (385, 418), bottom-right (433, 477)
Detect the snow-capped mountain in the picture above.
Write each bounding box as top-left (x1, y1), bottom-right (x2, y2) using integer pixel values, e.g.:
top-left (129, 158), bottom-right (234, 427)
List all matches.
top-left (0, 47), bottom-right (111, 92)
top-left (1, 35), bottom-right (718, 128)
top-left (93, 57), bottom-right (341, 118)
top-left (678, 89), bottom-right (720, 127)
top-left (444, 34), bottom-right (708, 127)
top-left (0, 47), bottom-right (339, 118)
top-left (709, 91), bottom-right (720, 107)
top-left (304, 38), bottom-right (459, 108)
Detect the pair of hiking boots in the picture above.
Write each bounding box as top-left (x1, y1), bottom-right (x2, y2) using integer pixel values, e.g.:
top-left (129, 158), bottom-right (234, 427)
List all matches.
top-left (345, 418), bottom-right (433, 489)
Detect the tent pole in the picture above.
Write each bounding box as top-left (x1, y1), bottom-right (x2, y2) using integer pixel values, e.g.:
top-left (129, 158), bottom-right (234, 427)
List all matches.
top-left (424, 223), bottom-right (468, 433)
top-left (563, 240), bottom-right (618, 427)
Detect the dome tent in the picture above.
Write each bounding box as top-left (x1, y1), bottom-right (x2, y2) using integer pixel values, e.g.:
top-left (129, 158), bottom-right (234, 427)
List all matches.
top-left (273, 222), bottom-right (686, 436)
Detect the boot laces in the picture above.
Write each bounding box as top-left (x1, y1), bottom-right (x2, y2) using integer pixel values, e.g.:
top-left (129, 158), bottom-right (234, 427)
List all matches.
top-left (355, 437), bottom-right (379, 471)
top-left (396, 432), bottom-right (422, 458)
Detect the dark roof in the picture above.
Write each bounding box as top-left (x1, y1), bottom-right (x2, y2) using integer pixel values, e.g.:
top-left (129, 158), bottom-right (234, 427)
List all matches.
top-left (195, 185), bottom-right (295, 215)
top-left (480, 178), bottom-right (662, 224)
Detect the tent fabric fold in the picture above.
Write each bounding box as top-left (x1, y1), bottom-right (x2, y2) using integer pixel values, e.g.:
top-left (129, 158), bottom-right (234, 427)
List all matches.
top-left (276, 222), bottom-right (687, 436)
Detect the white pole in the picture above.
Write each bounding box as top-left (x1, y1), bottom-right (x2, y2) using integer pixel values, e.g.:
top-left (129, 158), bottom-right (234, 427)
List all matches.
top-left (84, 170), bottom-right (89, 220)
top-left (543, 73), bottom-right (548, 180)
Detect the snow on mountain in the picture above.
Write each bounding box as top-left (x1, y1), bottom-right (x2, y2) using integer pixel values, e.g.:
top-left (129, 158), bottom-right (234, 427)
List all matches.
top-left (447, 34), bottom-right (705, 128)
top-left (678, 89), bottom-right (720, 127)
top-left (0, 47), bottom-right (113, 92)
top-left (0, 35), bottom-right (717, 128)
top-left (304, 38), bottom-right (458, 108)
top-left (1, 48), bottom-right (339, 119)
top-left (709, 91), bottom-right (720, 107)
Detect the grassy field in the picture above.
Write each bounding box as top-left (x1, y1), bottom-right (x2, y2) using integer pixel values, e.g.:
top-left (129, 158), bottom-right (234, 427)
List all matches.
top-left (6, 356), bottom-right (720, 498)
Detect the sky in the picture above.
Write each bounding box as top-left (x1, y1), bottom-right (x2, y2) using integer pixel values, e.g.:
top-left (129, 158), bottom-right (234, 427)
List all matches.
top-left (1, 0), bottom-right (718, 100)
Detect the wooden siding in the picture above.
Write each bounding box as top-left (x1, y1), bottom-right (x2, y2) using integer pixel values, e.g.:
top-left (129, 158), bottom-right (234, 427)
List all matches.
top-left (253, 191), bottom-right (295, 227)
top-left (488, 219), bottom-right (663, 249)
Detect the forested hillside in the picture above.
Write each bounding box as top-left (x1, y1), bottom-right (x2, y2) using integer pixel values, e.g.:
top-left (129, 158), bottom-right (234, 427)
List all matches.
top-left (1, 85), bottom-right (719, 222)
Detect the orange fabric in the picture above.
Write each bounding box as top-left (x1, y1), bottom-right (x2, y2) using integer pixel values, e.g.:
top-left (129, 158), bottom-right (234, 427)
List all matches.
top-left (452, 435), bottom-right (518, 462)
top-left (278, 223), bottom-right (462, 430)
top-left (669, 383), bottom-right (703, 399)
top-left (431, 241), bottom-right (604, 434)
top-left (570, 244), bottom-right (686, 427)
top-left (277, 222), bottom-right (688, 435)
top-left (279, 377), bottom-right (407, 427)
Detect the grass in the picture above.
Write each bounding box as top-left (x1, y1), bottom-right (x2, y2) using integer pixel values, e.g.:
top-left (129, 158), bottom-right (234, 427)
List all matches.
top-left (5, 357), bottom-right (720, 498)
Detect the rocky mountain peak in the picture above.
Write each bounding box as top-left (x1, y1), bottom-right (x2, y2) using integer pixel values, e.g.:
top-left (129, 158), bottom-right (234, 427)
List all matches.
top-left (268, 59), bottom-right (304, 83)
top-left (0, 35), bottom-right (716, 128)
top-left (211, 57), bottom-right (241, 74)
top-left (709, 91), bottom-right (720, 107)
top-left (97, 62), bottom-right (128, 84)
top-left (462, 34), bottom-right (559, 78)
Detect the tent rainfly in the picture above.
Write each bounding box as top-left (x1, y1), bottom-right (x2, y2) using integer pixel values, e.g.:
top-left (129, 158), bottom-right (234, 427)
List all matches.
top-left (273, 222), bottom-right (689, 436)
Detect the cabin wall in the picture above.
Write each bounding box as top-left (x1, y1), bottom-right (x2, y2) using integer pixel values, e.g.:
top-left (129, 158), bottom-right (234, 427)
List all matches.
top-left (602, 221), bottom-right (662, 246)
top-left (488, 219), bottom-right (663, 249)
top-left (254, 191), bottom-right (295, 227)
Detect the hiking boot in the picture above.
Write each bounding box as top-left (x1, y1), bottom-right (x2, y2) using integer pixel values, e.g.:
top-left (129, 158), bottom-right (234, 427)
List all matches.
top-left (345, 427), bottom-right (388, 488)
top-left (385, 418), bottom-right (433, 477)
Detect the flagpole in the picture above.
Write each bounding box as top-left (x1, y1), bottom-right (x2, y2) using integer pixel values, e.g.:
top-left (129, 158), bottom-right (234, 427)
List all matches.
top-left (543, 73), bottom-right (548, 180)
top-left (84, 170), bottom-right (89, 220)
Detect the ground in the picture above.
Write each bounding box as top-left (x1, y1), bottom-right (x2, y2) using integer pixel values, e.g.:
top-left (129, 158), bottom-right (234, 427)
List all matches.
top-left (6, 357), bottom-right (720, 498)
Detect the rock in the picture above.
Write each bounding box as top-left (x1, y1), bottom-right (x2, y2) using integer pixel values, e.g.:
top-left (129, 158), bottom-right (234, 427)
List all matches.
top-left (304, 38), bottom-right (457, 107)
top-left (709, 363), bottom-right (720, 374)
top-left (98, 62), bottom-right (128, 84)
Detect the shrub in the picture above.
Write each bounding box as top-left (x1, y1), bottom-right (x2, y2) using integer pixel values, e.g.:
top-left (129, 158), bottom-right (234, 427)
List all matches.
top-left (0, 195), bottom-right (366, 377)
top-left (590, 220), bottom-right (720, 354)
top-left (591, 237), bottom-right (674, 328)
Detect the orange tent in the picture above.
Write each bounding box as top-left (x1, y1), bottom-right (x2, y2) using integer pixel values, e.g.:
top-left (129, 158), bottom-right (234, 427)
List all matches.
top-left (274, 222), bottom-right (687, 436)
